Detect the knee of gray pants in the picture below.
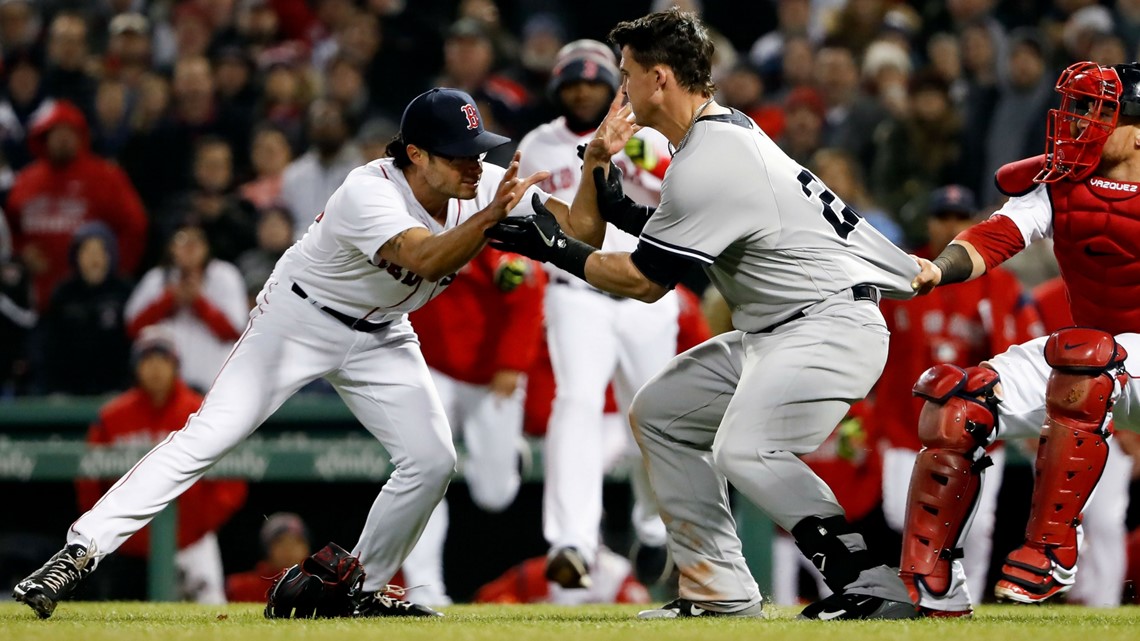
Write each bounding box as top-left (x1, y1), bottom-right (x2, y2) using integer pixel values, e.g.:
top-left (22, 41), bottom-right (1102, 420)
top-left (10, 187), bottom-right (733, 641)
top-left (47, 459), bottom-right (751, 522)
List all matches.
top-left (629, 379), bottom-right (668, 437)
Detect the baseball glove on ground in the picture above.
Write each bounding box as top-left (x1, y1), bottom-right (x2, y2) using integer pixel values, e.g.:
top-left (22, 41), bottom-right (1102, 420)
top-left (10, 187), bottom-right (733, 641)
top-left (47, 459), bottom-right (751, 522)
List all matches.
top-left (264, 542), bottom-right (365, 618)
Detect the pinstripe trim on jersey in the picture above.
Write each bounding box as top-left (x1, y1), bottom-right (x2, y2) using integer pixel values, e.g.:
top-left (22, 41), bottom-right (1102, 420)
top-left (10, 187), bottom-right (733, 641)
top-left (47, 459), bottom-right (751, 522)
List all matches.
top-left (640, 233), bottom-right (716, 265)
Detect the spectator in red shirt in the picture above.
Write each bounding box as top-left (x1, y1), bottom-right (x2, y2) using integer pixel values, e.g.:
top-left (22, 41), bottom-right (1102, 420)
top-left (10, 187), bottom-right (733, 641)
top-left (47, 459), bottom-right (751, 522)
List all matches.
top-left (76, 326), bottom-right (247, 603)
top-left (5, 100), bottom-right (147, 311)
top-left (226, 512), bottom-right (312, 603)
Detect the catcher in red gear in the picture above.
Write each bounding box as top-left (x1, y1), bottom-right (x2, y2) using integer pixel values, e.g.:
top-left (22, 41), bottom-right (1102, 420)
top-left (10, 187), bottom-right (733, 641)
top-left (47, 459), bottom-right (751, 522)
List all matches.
top-left (904, 60), bottom-right (1140, 615)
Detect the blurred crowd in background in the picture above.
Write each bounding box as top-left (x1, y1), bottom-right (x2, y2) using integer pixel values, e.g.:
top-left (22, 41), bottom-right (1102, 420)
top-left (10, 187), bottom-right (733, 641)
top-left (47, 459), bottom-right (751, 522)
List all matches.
top-left (3, 0), bottom-right (1140, 608)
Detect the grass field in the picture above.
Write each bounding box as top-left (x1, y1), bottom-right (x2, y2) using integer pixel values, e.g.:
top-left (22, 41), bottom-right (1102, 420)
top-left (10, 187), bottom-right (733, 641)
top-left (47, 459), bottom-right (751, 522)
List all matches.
top-left (3, 603), bottom-right (1140, 641)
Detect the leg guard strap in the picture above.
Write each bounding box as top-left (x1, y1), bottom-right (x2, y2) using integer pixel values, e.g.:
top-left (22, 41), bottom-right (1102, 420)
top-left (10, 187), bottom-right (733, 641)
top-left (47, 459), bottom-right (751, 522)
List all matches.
top-left (792, 515), bottom-right (873, 594)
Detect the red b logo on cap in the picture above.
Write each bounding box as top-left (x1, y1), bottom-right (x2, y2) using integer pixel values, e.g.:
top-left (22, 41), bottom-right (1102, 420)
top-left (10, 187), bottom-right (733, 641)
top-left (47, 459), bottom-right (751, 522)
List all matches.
top-left (461, 103), bottom-right (479, 130)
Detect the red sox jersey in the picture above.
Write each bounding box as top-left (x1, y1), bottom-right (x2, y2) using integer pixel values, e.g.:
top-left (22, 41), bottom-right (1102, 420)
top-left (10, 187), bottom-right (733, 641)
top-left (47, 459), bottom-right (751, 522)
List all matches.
top-left (874, 260), bottom-right (1043, 450)
top-left (516, 116), bottom-right (668, 256)
top-left (959, 155), bottom-right (1140, 336)
top-left (273, 157), bottom-right (547, 322)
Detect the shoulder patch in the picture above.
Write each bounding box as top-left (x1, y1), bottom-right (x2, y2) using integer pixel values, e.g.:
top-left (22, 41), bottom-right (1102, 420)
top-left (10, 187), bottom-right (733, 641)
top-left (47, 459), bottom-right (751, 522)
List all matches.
top-left (995, 155), bottom-right (1047, 197)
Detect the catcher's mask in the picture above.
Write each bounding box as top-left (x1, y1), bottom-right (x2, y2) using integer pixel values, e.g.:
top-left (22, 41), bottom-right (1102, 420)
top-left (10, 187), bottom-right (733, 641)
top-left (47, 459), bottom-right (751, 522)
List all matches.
top-left (1037, 61), bottom-right (1140, 183)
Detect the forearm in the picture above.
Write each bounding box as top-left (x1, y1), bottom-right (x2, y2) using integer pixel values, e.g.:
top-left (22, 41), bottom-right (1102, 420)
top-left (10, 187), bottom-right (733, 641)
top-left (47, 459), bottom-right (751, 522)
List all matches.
top-left (583, 252), bottom-right (668, 303)
top-left (933, 241), bottom-right (987, 285)
top-left (567, 155), bottom-right (609, 247)
top-left (390, 214), bottom-right (498, 282)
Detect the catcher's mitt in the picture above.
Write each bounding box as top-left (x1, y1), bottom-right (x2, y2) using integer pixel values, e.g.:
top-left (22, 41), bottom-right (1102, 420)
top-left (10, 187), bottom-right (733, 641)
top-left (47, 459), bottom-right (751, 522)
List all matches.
top-left (264, 542), bottom-right (365, 619)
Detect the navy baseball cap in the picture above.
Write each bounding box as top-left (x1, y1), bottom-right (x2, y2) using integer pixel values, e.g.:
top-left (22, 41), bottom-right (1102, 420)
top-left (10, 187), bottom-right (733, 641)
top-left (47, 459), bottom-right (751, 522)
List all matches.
top-left (399, 88), bottom-right (510, 158)
top-left (928, 185), bottom-right (978, 218)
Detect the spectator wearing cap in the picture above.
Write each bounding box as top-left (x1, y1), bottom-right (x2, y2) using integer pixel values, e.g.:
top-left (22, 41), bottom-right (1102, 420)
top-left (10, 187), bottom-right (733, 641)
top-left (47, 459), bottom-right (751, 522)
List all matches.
top-left (125, 224), bottom-right (248, 392)
top-left (1061, 5), bottom-right (1115, 66)
top-left (775, 86), bottom-right (826, 165)
top-left (76, 325), bottom-right (247, 603)
top-left (103, 12), bottom-right (153, 88)
top-left (977, 28), bottom-right (1053, 206)
top-left (873, 184), bottom-right (1043, 608)
top-left (37, 222), bottom-right (134, 394)
top-left (171, 1), bottom-right (215, 61)
top-left (5, 100), bottom-right (147, 312)
top-left (42, 13), bottom-right (98, 124)
top-left (279, 98), bottom-right (363, 237)
top-left (0, 47), bottom-right (49, 175)
top-left (225, 512), bottom-right (312, 603)
top-left (515, 13), bottom-right (567, 103)
top-left (437, 17), bottom-right (534, 140)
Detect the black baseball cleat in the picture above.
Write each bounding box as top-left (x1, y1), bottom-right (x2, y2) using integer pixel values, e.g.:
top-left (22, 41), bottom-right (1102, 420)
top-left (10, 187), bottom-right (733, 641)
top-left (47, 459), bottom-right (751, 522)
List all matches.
top-left (545, 546), bottom-right (592, 589)
top-left (799, 592), bottom-right (920, 620)
top-left (353, 587), bottom-right (443, 618)
top-left (637, 598), bottom-right (764, 619)
top-left (12, 544), bottom-right (98, 619)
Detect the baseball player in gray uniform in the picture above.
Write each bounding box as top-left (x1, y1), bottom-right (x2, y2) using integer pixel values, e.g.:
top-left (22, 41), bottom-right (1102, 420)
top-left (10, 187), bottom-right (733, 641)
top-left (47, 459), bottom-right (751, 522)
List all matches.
top-left (486, 9), bottom-right (920, 620)
top-left (13, 88), bottom-right (553, 620)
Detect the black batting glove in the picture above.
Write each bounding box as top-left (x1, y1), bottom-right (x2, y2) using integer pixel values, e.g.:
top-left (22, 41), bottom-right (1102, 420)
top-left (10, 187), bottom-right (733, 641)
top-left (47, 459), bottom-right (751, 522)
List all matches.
top-left (485, 194), bottom-right (596, 279)
top-left (592, 164), bottom-right (655, 236)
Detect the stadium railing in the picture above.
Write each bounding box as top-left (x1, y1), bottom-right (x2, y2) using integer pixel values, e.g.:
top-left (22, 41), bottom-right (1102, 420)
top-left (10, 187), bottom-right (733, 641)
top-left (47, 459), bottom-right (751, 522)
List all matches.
top-left (0, 394), bottom-right (775, 601)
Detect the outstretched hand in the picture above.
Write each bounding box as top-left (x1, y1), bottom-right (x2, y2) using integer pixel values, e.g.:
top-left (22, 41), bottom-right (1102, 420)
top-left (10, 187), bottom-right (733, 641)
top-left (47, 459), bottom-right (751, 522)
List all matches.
top-left (484, 194), bottom-right (567, 263)
top-left (486, 151), bottom-right (550, 221)
top-left (583, 91), bottom-right (641, 164)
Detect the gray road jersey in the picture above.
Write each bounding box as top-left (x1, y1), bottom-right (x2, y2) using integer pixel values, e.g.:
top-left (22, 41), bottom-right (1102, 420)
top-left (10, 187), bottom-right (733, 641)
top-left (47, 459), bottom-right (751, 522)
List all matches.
top-left (640, 110), bottom-right (918, 333)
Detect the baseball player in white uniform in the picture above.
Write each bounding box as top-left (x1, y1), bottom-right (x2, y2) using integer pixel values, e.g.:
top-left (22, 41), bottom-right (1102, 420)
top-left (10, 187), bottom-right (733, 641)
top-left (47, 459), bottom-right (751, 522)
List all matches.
top-left (516, 39), bottom-right (678, 589)
top-left (485, 9), bottom-right (920, 619)
top-left (13, 88), bottom-right (555, 620)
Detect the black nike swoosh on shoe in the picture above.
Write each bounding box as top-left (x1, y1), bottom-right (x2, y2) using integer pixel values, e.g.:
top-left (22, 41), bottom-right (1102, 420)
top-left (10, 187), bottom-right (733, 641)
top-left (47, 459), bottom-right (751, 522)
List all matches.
top-left (1063, 342), bottom-right (1088, 350)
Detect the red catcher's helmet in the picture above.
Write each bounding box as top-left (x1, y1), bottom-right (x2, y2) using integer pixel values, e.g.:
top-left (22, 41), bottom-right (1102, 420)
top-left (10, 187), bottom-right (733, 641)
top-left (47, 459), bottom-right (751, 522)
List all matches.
top-left (1037, 62), bottom-right (1123, 183)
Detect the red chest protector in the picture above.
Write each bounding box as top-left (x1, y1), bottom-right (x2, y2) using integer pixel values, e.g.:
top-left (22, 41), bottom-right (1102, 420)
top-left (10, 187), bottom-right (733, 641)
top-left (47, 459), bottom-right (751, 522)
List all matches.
top-left (999, 156), bottom-right (1140, 335)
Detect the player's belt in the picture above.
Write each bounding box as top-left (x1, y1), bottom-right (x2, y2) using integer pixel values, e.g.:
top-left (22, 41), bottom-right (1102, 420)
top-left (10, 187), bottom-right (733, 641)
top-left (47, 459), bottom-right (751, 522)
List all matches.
top-left (291, 283), bottom-right (393, 333)
top-left (550, 274), bottom-right (624, 301)
top-left (751, 284), bottom-right (881, 334)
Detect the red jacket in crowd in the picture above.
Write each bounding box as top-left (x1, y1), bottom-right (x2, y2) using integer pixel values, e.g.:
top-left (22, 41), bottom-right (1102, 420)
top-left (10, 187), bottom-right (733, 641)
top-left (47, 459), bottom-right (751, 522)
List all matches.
top-left (5, 101), bottom-right (147, 310)
top-left (75, 380), bottom-right (247, 557)
top-left (523, 284), bottom-right (713, 436)
top-left (410, 247), bottom-right (545, 385)
top-left (873, 257), bottom-right (1043, 450)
